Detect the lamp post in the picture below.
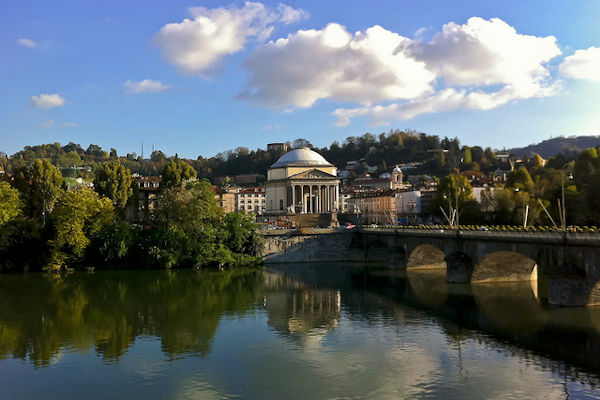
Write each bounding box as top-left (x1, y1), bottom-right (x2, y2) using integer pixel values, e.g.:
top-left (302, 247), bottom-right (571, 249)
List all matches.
top-left (514, 188), bottom-right (529, 228)
top-left (560, 171), bottom-right (573, 230)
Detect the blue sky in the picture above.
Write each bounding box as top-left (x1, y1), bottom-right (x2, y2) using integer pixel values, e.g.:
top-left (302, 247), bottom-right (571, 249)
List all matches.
top-left (1, 0), bottom-right (599, 158)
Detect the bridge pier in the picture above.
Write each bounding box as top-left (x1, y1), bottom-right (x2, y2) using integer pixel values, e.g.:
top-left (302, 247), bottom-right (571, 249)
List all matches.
top-left (547, 265), bottom-right (600, 306)
top-left (445, 252), bottom-right (474, 283)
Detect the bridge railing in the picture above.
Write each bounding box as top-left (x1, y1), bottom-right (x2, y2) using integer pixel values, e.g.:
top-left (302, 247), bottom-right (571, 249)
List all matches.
top-left (362, 225), bottom-right (600, 243)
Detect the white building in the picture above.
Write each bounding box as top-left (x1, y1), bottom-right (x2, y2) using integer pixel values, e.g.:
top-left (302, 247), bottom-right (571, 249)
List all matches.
top-left (236, 187), bottom-right (266, 214)
top-left (395, 190), bottom-right (422, 215)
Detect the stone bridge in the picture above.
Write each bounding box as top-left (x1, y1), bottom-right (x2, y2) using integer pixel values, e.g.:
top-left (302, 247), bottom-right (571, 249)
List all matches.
top-left (261, 228), bottom-right (600, 307)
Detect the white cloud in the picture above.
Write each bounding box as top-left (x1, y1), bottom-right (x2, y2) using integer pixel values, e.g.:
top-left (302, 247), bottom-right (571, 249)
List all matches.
top-left (240, 23), bottom-right (436, 108)
top-left (277, 3), bottom-right (309, 24)
top-left (58, 122), bottom-right (79, 127)
top-left (328, 17), bottom-right (561, 125)
top-left (123, 79), bottom-right (172, 94)
top-left (333, 84), bottom-right (560, 126)
top-left (37, 120), bottom-right (54, 128)
top-left (29, 93), bottom-right (66, 109)
top-left (406, 17), bottom-right (560, 88)
top-left (559, 46), bottom-right (600, 82)
top-left (17, 38), bottom-right (37, 48)
top-left (153, 1), bottom-right (308, 76)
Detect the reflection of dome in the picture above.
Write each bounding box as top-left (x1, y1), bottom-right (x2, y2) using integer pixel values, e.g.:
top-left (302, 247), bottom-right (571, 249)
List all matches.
top-left (271, 148), bottom-right (332, 168)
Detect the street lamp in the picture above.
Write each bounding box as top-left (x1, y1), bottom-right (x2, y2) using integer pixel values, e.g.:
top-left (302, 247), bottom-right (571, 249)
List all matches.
top-left (560, 171), bottom-right (573, 230)
top-left (441, 194), bottom-right (453, 227)
top-left (514, 188), bottom-right (529, 228)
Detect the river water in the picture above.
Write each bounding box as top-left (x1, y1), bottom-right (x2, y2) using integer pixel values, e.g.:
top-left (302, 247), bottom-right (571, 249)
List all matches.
top-left (1, 264), bottom-right (600, 399)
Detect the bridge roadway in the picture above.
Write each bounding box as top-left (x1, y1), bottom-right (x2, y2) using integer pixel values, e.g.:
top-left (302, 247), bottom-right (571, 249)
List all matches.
top-left (261, 227), bottom-right (600, 307)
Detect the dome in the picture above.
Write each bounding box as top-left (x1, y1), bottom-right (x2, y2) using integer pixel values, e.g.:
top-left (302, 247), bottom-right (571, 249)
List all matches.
top-left (393, 164), bottom-right (402, 173)
top-left (270, 147), bottom-right (332, 168)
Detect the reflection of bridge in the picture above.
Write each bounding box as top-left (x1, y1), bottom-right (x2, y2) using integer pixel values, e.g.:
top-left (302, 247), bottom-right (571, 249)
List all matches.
top-left (261, 228), bottom-right (600, 307)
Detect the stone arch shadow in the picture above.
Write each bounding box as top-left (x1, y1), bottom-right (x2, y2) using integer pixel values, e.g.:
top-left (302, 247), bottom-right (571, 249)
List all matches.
top-left (364, 237), bottom-right (407, 268)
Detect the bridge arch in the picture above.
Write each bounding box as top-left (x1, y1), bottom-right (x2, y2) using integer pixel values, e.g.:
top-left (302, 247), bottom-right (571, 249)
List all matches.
top-left (471, 251), bottom-right (537, 283)
top-left (407, 244), bottom-right (446, 270)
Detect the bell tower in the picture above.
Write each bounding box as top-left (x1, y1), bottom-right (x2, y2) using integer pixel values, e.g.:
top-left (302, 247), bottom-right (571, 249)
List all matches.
top-left (392, 165), bottom-right (402, 189)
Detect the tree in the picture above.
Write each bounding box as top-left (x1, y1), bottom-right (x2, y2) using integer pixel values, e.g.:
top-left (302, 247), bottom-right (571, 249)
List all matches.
top-left (530, 153), bottom-right (544, 169)
top-left (49, 187), bottom-right (114, 270)
top-left (161, 160), bottom-right (197, 189)
top-left (430, 173), bottom-right (474, 222)
top-left (86, 144), bottom-right (105, 157)
top-left (147, 180), bottom-right (223, 267)
top-left (222, 212), bottom-right (263, 257)
top-left (506, 167), bottom-right (534, 192)
top-left (93, 160), bottom-right (133, 210)
top-left (462, 147), bottom-right (472, 164)
top-left (13, 159), bottom-right (63, 221)
top-left (150, 150), bottom-right (166, 163)
top-left (0, 181), bottom-right (23, 225)
top-left (292, 138), bottom-right (312, 149)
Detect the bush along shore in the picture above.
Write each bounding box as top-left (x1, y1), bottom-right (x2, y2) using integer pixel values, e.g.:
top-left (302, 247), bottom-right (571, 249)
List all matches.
top-left (0, 160), bottom-right (262, 272)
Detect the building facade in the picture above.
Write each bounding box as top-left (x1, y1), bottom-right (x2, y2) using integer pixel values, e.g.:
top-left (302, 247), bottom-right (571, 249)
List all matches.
top-left (236, 187), bottom-right (265, 214)
top-left (265, 147), bottom-right (340, 220)
top-left (126, 175), bottom-right (162, 222)
top-left (346, 189), bottom-right (398, 225)
top-left (213, 186), bottom-right (239, 214)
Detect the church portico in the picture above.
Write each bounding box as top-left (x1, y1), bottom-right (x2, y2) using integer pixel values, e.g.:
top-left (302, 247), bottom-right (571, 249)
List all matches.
top-left (290, 183), bottom-right (338, 214)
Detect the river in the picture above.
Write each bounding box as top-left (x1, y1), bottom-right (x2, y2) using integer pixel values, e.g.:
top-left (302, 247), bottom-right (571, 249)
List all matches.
top-left (0, 264), bottom-right (599, 399)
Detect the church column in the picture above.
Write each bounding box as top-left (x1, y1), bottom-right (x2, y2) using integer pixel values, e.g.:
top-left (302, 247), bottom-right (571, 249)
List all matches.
top-left (301, 185), bottom-right (305, 213)
top-left (318, 186), bottom-right (322, 213)
top-left (335, 185), bottom-right (339, 211)
top-left (309, 186), bottom-right (313, 213)
top-left (292, 185), bottom-right (296, 213)
top-left (327, 185), bottom-right (331, 212)
top-left (320, 185), bottom-right (324, 213)
top-left (316, 185), bottom-right (320, 213)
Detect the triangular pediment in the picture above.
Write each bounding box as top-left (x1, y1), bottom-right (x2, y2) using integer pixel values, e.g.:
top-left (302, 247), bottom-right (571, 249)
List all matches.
top-left (289, 168), bottom-right (336, 179)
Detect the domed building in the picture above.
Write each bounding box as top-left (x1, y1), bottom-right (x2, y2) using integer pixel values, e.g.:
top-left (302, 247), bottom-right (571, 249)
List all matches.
top-left (265, 147), bottom-right (340, 225)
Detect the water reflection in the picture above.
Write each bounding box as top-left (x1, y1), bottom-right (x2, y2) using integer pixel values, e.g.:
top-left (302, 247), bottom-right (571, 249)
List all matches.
top-left (1, 266), bottom-right (600, 398)
top-left (265, 289), bottom-right (341, 337)
top-left (0, 270), bottom-right (264, 366)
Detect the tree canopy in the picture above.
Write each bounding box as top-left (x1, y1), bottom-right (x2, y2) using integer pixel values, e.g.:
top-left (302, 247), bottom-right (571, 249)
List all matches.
top-left (161, 159), bottom-right (197, 188)
top-left (0, 181), bottom-right (23, 225)
top-left (13, 159), bottom-right (63, 220)
top-left (93, 160), bottom-right (133, 210)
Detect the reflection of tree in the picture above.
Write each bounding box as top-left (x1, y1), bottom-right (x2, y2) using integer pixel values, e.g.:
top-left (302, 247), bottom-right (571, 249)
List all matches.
top-left (0, 269), bottom-right (264, 366)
